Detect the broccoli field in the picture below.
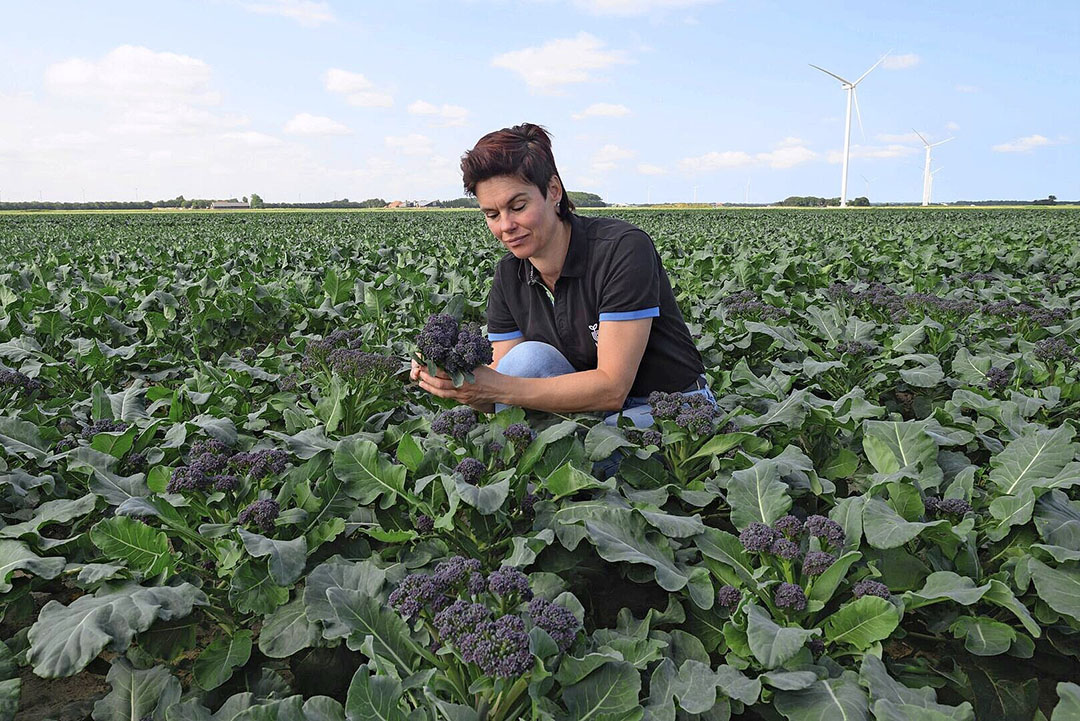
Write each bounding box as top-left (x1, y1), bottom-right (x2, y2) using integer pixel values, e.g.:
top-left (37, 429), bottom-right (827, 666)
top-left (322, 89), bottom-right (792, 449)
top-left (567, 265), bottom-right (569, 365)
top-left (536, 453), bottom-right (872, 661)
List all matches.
top-left (2, 207), bottom-right (1080, 721)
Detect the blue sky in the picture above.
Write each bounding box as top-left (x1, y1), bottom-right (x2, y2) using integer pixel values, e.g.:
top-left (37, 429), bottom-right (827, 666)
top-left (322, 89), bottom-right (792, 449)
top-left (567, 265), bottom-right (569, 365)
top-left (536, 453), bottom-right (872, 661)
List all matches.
top-left (1, 0), bottom-right (1076, 204)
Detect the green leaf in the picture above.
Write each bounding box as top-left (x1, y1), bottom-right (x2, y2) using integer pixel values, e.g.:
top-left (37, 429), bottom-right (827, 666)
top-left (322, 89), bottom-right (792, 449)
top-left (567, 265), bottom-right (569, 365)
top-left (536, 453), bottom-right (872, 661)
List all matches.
top-left (91, 516), bottom-right (173, 576)
top-left (304, 557), bottom-right (388, 640)
top-left (28, 583), bottom-right (207, 677)
top-left (395, 434), bottom-right (423, 472)
top-left (325, 588), bottom-right (416, 673)
top-left (859, 654), bottom-right (973, 720)
top-left (1053, 682), bottom-right (1080, 721)
top-left (727, 459), bottom-right (792, 529)
top-left (862, 498), bottom-right (947, 549)
top-left (0, 539), bottom-right (66, 592)
top-left (561, 661), bottom-right (641, 721)
top-left (229, 560), bottom-right (290, 615)
top-left (807, 551), bottom-right (861, 604)
top-left (585, 424), bottom-right (633, 461)
top-left (0, 417), bottom-right (48, 462)
top-left (91, 658), bottom-right (180, 721)
top-left (862, 419), bottom-right (941, 485)
top-left (988, 425), bottom-right (1078, 495)
top-left (334, 438), bottom-right (407, 509)
top-left (949, 616), bottom-right (1015, 656)
top-left (193, 630), bottom-right (253, 690)
top-left (345, 664), bottom-right (407, 721)
top-left (543, 461), bottom-right (611, 500)
top-left (695, 527), bottom-right (759, 589)
top-left (773, 671), bottom-right (869, 721)
top-left (583, 508), bottom-right (689, 592)
top-left (745, 604), bottom-right (817, 669)
top-left (905, 571), bottom-right (991, 609)
top-left (967, 666), bottom-right (1038, 721)
top-left (452, 474), bottom-right (510, 515)
top-left (1029, 558), bottom-right (1080, 622)
top-left (259, 596), bottom-right (321, 659)
top-left (823, 596), bottom-right (898, 650)
top-left (238, 529), bottom-right (308, 586)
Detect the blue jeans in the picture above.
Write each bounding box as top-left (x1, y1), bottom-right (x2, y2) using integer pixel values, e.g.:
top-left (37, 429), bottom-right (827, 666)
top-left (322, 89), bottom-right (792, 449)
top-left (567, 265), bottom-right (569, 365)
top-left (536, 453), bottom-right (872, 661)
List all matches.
top-left (495, 341), bottom-right (716, 476)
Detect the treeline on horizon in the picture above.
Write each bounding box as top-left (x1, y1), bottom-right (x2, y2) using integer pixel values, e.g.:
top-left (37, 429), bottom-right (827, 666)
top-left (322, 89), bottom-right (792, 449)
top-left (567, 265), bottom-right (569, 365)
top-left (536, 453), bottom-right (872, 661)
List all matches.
top-left (0, 191), bottom-right (1069, 211)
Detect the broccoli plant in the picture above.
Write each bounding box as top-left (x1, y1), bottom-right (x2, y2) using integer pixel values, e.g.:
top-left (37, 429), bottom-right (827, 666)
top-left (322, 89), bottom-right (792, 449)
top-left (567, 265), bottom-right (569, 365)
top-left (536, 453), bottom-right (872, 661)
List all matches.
top-left (416, 313), bottom-right (493, 387)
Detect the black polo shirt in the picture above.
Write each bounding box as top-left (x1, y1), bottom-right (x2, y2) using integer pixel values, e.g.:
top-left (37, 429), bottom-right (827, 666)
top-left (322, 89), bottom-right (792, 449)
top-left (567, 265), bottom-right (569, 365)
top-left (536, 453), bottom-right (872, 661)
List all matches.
top-left (485, 213), bottom-right (705, 398)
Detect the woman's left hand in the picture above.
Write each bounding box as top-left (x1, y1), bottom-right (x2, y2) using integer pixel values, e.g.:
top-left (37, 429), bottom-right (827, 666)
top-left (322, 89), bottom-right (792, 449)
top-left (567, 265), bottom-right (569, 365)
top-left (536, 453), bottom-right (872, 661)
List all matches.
top-left (416, 364), bottom-right (503, 411)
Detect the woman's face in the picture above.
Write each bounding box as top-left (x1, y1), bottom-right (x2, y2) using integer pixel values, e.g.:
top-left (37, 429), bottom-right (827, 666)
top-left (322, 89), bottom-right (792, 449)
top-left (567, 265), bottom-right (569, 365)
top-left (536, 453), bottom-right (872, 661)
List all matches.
top-left (475, 174), bottom-right (562, 259)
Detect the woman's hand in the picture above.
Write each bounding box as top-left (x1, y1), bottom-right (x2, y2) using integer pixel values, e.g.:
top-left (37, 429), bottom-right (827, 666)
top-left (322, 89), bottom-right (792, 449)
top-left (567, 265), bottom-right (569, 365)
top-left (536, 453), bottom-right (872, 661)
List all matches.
top-left (415, 363), bottom-right (501, 413)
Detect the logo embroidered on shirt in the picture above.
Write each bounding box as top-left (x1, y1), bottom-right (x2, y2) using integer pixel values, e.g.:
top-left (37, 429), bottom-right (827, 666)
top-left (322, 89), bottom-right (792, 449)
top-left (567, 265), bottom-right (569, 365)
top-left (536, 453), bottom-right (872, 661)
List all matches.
top-left (589, 322), bottom-right (599, 344)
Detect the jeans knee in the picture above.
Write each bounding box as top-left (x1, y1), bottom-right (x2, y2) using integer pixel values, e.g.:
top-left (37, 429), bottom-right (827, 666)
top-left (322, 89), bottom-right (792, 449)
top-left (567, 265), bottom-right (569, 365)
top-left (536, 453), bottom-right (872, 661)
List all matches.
top-left (496, 341), bottom-right (574, 378)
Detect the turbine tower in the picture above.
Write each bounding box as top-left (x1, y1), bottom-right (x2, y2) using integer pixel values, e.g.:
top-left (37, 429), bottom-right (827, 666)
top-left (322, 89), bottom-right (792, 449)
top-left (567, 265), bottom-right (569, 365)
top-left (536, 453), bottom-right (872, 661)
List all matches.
top-left (928, 167), bottom-right (944, 205)
top-left (810, 53), bottom-right (889, 207)
top-left (914, 130), bottom-right (952, 207)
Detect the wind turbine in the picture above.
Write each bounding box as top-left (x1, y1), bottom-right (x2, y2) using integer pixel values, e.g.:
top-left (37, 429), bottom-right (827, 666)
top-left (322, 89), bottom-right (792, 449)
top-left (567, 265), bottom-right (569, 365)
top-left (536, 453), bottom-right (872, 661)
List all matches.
top-left (914, 130), bottom-right (953, 206)
top-left (860, 174), bottom-right (875, 201)
top-left (928, 167), bottom-right (944, 205)
top-left (745, 178), bottom-right (751, 204)
top-left (809, 52), bottom-right (889, 207)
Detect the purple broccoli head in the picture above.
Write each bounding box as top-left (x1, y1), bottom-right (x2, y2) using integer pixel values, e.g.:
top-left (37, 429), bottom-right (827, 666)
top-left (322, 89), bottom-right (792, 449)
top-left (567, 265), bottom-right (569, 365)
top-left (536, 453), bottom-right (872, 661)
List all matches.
top-left (774, 582), bottom-right (808, 612)
top-left (237, 499), bottom-right (279, 532)
top-left (528, 596), bottom-right (580, 653)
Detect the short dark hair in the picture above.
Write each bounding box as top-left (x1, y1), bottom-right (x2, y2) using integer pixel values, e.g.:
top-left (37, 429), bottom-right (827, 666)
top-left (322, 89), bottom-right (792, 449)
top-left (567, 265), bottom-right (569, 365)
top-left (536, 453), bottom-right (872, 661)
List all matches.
top-left (461, 123), bottom-right (574, 219)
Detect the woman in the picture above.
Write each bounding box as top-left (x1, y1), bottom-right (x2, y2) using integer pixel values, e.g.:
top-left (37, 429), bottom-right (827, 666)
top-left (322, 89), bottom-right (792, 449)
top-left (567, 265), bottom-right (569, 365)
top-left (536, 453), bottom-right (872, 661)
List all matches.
top-left (411, 123), bottom-right (711, 425)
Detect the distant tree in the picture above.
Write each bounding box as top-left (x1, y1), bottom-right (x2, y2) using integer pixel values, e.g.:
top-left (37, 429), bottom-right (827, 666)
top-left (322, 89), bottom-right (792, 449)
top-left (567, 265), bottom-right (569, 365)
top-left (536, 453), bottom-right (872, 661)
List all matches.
top-left (568, 191), bottom-right (606, 207)
top-left (850, 196), bottom-right (870, 207)
top-left (250, 193), bottom-right (264, 208)
top-left (358, 198), bottom-right (387, 208)
top-left (1049, 194), bottom-right (1057, 204)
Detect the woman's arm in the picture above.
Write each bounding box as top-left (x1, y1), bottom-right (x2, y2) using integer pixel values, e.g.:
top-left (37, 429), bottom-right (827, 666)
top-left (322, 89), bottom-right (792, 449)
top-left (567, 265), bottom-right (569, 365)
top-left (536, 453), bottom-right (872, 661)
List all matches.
top-left (416, 319), bottom-right (651, 413)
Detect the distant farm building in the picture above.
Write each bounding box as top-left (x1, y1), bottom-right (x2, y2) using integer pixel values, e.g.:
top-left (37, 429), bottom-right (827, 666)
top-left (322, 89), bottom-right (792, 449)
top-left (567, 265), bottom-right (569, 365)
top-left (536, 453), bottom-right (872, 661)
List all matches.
top-left (211, 200), bottom-right (250, 209)
top-left (385, 200), bottom-right (405, 208)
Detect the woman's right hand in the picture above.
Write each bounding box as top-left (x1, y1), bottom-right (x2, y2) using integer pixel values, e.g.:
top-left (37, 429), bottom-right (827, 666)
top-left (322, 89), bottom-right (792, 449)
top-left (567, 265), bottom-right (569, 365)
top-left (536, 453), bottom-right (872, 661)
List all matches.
top-left (410, 358), bottom-right (422, 383)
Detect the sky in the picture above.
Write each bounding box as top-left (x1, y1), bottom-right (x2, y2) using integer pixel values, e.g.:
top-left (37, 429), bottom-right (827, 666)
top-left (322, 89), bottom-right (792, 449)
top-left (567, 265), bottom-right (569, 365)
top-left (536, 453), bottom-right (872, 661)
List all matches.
top-left (1, 0), bottom-right (1077, 205)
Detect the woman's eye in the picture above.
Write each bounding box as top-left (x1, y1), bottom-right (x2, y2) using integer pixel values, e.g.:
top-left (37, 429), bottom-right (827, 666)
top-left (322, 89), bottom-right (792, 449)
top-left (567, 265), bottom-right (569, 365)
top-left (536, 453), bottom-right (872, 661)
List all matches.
top-left (511, 204), bottom-right (525, 212)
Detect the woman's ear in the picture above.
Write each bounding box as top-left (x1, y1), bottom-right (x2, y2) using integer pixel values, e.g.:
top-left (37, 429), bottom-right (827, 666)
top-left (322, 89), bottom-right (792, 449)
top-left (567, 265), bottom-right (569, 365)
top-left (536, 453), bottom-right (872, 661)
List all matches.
top-left (548, 175), bottom-right (563, 205)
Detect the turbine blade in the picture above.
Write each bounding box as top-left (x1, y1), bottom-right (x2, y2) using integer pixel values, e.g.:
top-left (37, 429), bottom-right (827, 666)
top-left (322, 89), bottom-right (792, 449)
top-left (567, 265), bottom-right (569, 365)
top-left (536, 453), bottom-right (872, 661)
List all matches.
top-left (853, 50), bottom-right (890, 85)
top-left (912, 128), bottom-right (930, 147)
top-left (853, 88), bottom-right (866, 141)
top-left (809, 63), bottom-right (851, 85)
top-left (931, 137), bottom-right (955, 147)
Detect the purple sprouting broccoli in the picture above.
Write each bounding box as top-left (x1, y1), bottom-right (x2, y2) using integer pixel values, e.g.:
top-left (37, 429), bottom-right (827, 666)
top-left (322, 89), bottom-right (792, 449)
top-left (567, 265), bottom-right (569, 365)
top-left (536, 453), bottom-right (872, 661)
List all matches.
top-left (985, 365), bottom-right (1011, 390)
top-left (238, 347), bottom-right (257, 363)
top-left (804, 515), bottom-right (846, 548)
top-left (852, 579), bottom-right (890, 599)
top-left (416, 514), bottom-right (435, 534)
top-left (54, 437), bottom-right (78, 453)
top-left (769, 538), bottom-right (801, 561)
top-left (468, 571), bottom-right (487, 596)
top-left (1034, 337), bottom-right (1077, 364)
top-left (230, 449), bottom-right (289, 479)
top-left (802, 551), bottom-right (836, 577)
top-left (303, 328), bottom-right (365, 368)
top-left (431, 407), bottom-right (478, 442)
top-left (716, 585), bottom-right (742, 609)
top-left (519, 492), bottom-right (539, 517)
top-left (648, 391), bottom-right (684, 421)
top-left (0, 369), bottom-right (44, 395)
top-left (648, 391), bottom-right (720, 435)
top-left (502, 423), bottom-right (537, 449)
top-left (417, 314), bottom-right (460, 369)
top-left (739, 523), bottom-right (778, 553)
top-left (237, 499), bottom-right (279, 532)
top-left (807, 638), bottom-right (825, 657)
top-left (166, 467), bottom-right (209, 493)
top-left (278, 374), bottom-right (298, 392)
top-left (434, 600), bottom-right (493, 644)
top-left (120, 452), bottom-right (148, 476)
top-left (327, 348), bottom-right (399, 384)
top-left (528, 596), bottom-right (580, 653)
top-left (826, 282), bottom-right (855, 302)
top-left (212, 474), bottom-right (240, 492)
top-left (627, 428), bottom-right (663, 447)
top-left (925, 496), bottom-right (972, 518)
top-left (445, 323), bottom-right (494, 375)
top-left (722, 290), bottom-right (789, 320)
top-left (417, 314), bottom-right (493, 377)
top-left (774, 582), bottom-right (808, 612)
top-left (457, 614), bottom-right (533, 678)
top-left (488, 566), bottom-right (533, 600)
top-left (836, 340), bottom-right (876, 358)
top-left (455, 457), bottom-right (486, 485)
top-left (433, 556), bottom-right (483, 590)
top-left (81, 419), bottom-right (128, 439)
top-left (389, 573), bottom-right (451, 621)
top-left (773, 515), bottom-right (803, 540)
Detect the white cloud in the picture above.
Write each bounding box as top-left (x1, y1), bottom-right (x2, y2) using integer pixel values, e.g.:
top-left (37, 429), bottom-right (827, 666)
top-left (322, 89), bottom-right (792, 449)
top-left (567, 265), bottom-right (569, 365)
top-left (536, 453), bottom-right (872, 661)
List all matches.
top-left (571, 0), bottom-right (717, 16)
top-left (992, 134), bottom-right (1057, 153)
top-left (491, 33), bottom-right (628, 94)
top-left (407, 100), bottom-right (469, 127)
top-left (637, 163), bottom-right (667, 175)
top-left (385, 133), bottom-right (433, 156)
top-left (679, 151), bottom-right (754, 172)
top-left (46, 45), bottom-right (219, 106)
top-left (826, 144), bottom-right (919, 163)
top-left (324, 68), bottom-right (394, 107)
top-left (757, 144), bottom-right (816, 168)
top-left (775, 137), bottom-right (805, 148)
top-left (876, 132), bottom-right (922, 143)
top-left (882, 53), bottom-right (920, 70)
top-left (591, 144), bottom-right (634, 172)
top-left (946, 121), bottom-right (960, 131)
top-left (572, 102), bottom-right (631, 120)
top-left (284, 113), bottom-right (351, 135)
top-left (955, 84), bottom-right (979, 93)
top-left (223, 131), bottom-right (283, 148)
top-left (240, 0), bottom-right (334, 26)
